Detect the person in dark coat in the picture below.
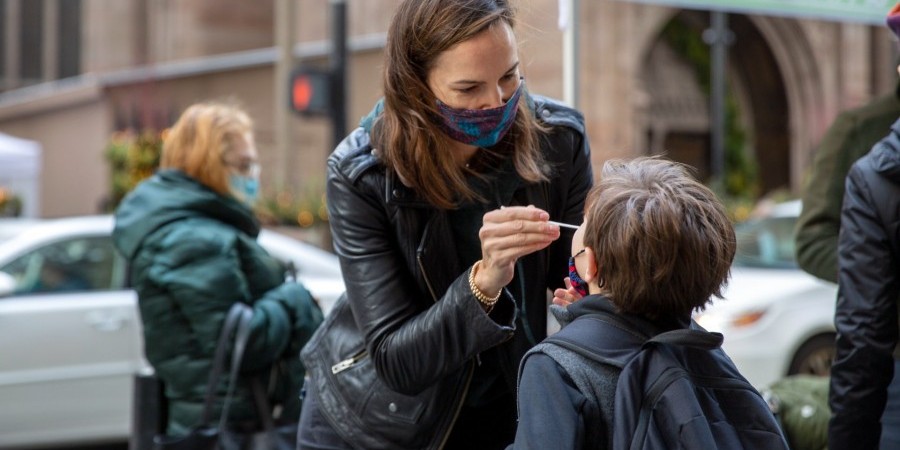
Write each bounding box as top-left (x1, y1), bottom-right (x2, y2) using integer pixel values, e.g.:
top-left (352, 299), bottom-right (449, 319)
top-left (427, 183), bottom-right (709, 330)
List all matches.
top-left (509, 157), bottom-right (738, 449)
top-left (113, 102), bottom-right (323, 436)
top-left (830, 116), bottom-right (900, 449)
top-left (296, 1), bottom-right (593, 448)
top-left (828, 4), bottom-right (900, 449)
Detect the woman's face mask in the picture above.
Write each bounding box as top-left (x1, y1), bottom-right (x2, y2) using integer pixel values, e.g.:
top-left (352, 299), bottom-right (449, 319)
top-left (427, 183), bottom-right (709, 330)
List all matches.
top-left (433, 79), bottom-right (524, 148)
top-left (229, 171), bottom-right (259, 206)
top-left (225, 133), bottom-right (260, 206)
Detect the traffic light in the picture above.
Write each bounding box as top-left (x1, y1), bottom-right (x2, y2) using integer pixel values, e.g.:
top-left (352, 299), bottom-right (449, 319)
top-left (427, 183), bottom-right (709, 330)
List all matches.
top-left (290, 67), bottom-right (332, 117)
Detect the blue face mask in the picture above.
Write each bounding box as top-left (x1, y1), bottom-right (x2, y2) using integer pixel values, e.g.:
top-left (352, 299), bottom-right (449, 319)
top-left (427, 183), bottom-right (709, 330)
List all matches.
top-left (230, 174), bottom-right (259, 206)
top-left (434, 79), bottom-right (524, 148)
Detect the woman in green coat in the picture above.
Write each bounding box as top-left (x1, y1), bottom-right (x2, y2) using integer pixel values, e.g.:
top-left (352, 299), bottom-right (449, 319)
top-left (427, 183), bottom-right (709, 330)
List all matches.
top-left (112, 102), bottom-right (323, 436)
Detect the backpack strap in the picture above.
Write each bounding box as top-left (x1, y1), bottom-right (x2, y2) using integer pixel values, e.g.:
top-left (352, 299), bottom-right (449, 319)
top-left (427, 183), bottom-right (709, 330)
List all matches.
top-left (543, 312), bottom-right (650, 368)
top-left (544, 311), bottom-right (724, 367)
top-left (646, 328), bottom-right (723, 350)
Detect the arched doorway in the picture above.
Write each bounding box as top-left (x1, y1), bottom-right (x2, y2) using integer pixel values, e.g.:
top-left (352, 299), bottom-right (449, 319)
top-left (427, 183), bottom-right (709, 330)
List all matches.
top-left (639, 10), bottom-right (791, 196)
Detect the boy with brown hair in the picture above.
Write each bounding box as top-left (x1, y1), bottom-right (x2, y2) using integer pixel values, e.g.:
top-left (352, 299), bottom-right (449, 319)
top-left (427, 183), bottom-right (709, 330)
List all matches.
top-left (509, 157), bottom-right (788, 449)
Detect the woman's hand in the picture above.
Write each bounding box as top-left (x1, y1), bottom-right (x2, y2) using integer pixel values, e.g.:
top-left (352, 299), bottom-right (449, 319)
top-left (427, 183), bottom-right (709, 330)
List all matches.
top-left (475, 206), bottom-right (560, 296)
top-left (552, 277), bottom-right (583, 307)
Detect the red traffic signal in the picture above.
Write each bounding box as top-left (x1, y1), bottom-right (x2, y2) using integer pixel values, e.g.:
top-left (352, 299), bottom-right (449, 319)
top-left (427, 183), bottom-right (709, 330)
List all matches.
top-left (290, 68), bottom-right (332, 116)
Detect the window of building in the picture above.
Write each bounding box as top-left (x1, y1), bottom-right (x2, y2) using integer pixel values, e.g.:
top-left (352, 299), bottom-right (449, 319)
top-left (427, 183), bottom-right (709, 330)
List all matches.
top-left (1, 0), bottom-right (81, 90)
top-left (0, 1), bottom-right (6, 80)
top-left (19, 0), bottom-right (43, 84)
top-left (58, 0), bottom-right (80, 79)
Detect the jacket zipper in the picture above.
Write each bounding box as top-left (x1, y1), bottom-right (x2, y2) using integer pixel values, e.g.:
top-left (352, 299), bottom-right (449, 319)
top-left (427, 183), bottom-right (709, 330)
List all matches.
top-left (418, 251), bottom-right (474, 449)
top-left (331, 349), bottom-right (367, 374)
top-left (415, 212), bottom-right (475, 449)
top-left (435, 361), bottom-right (475, 450)
top-left (416, 253), bottom-right (439, 302)
top-left (416, 214), bottom-right (441, 302)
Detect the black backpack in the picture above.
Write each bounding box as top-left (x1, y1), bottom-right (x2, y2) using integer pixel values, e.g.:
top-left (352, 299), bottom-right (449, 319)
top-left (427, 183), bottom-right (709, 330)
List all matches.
top-left (543, 312), bottom-right (789, 450)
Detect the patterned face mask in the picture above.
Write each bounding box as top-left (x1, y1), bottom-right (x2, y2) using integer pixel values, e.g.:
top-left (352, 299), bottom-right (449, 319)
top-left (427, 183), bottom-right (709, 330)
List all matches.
top-left (568, 248), bottom-right (589, 297)
top-left (433, 79), bottom-right (524, 148)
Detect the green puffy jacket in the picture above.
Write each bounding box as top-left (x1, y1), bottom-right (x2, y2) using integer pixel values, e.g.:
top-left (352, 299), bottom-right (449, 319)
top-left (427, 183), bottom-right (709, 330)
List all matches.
top-left (112, 170), bottom-right (323, 435)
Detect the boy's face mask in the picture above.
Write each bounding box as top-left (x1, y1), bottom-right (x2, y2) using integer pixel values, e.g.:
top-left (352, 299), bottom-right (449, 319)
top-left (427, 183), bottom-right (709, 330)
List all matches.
top-left (568, 248), bottom-right (589, 297)
top-left (433, 79), bottom-right (524, 148)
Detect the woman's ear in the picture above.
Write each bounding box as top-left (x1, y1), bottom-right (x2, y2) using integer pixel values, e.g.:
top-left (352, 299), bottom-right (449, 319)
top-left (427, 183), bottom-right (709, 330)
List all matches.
top-left (581, 247), bottom-right (599, 283)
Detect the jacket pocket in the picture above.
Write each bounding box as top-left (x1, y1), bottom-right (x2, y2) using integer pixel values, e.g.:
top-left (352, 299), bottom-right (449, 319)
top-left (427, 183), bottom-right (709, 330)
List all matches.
top-left (300, 294), bottom-right (435, 449)
top-left (360, 369), bottom-right (427, 425)
top-left (328, 347), bottom-right (427, 427)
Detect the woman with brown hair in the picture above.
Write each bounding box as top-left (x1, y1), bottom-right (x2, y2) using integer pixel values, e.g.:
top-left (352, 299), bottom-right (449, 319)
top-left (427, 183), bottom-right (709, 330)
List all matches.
top-left (297, 1), bottom-right (592, 449)
top-left (113, 102), bottom-right (323, 438)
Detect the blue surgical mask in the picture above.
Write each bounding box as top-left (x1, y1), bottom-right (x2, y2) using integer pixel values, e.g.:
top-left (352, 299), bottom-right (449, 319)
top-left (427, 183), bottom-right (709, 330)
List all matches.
top-left (434, 79), bottom-right (524, 148)
top-left (230, 174), bottom-right (259, 205)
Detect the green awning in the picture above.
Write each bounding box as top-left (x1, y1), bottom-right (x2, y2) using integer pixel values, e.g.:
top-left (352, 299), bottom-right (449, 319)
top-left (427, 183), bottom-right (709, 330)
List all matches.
top-left (622, 0), bottom-right (895, 24)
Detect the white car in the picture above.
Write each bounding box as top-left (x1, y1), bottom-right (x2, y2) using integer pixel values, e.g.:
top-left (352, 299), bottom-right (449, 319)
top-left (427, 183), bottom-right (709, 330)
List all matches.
top-left (695, 200), bottom-right (838, 390)
top-left (0, 215), bottom-right (344, 449)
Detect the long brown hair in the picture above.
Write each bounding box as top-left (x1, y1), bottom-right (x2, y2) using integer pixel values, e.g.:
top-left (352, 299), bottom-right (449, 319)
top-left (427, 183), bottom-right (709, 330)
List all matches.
top-left (583, 157), bottom-right (736, 320)
top-left (375, 0), bottom-right (547, 209)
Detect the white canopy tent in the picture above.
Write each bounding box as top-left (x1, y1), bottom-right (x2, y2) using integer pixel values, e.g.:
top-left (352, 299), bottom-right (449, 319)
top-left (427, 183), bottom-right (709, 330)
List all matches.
top-left (0, 133), bottom-right (41, 218)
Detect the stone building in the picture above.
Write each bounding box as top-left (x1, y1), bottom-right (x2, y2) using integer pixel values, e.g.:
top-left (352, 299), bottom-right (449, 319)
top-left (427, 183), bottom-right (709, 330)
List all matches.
top-left (0, 0), bottom-right (894, 218)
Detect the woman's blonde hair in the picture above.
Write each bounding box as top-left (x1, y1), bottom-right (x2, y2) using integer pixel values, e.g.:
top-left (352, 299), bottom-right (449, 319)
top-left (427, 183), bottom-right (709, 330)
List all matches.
top-left (160, 102), bottom-right (253, 195)
top-left (375, 0), bottom-right (548, 209)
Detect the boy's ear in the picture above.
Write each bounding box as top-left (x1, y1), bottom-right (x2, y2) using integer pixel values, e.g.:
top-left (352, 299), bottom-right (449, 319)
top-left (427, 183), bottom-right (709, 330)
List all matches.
top-left (582, 247), bottom-right (599, 283)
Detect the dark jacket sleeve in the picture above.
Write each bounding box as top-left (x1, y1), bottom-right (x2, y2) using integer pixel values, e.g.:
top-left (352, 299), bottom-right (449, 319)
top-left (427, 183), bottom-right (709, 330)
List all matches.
top-left (246, 282), bottom-right (323, 361)
top-left (509, 353), bottom-right (590, 450)
top-left (795, 111), bottom-right (856, 283)
top-left (325, 144), bottom-right (516, 395)
top-left (829, 162), bottom-right (900, 449)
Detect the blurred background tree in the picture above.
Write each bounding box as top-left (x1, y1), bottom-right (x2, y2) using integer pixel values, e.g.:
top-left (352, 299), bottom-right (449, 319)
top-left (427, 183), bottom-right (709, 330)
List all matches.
top-left (258, 182), bottom-right (329, 229)
top-left (104, 130), bottom-right (163, 210)
top-left (0, 188), bottom-right (23, 217)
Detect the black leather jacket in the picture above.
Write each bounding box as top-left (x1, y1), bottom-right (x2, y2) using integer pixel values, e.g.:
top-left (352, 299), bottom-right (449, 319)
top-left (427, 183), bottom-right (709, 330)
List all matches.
top-left (830, 119), bottom-right (900, 449)
top-left (301, 95), bottom-right (592, 449)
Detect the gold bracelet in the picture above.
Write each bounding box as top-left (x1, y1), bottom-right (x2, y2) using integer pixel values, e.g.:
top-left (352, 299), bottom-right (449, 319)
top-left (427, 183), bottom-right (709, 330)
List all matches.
top-left (468, 260), bottom-right (502, 311)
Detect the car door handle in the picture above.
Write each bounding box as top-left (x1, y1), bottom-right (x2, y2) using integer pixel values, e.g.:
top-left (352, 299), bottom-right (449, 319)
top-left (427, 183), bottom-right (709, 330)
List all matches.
top-left (85, 311), bottom-right (127, 332)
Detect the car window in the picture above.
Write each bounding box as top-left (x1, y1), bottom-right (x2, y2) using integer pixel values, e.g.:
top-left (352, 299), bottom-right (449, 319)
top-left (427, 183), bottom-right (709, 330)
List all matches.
top-left (733, 216), bottom-right (797, 269)
top-left (0, 236), bottom-right (127, 295)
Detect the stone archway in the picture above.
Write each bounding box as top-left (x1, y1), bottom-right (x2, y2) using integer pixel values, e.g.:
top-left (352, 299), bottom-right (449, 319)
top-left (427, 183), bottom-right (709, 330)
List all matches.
top-left (748, 15), bottom-right (827, 192)
top-left (637, 10), bottom-right (793, 195)
top-left (728, 13), bottom-right (792, 194)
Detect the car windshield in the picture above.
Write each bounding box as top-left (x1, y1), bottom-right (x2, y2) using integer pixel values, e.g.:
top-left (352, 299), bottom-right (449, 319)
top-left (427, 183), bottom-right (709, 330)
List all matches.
top-left (733, 215), bottom-right (798, 269)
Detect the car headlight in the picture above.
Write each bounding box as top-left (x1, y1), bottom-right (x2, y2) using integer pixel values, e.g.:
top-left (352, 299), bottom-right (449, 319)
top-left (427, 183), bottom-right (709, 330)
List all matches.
top-left (695, 309), bottom-right (767, 332)
top-left (730, 310), bottom-right (766, 328)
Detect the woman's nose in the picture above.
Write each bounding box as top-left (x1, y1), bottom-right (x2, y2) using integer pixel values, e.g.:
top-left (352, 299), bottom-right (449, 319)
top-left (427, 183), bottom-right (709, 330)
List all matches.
top-left (480, 86), bottom-right (508, 110)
